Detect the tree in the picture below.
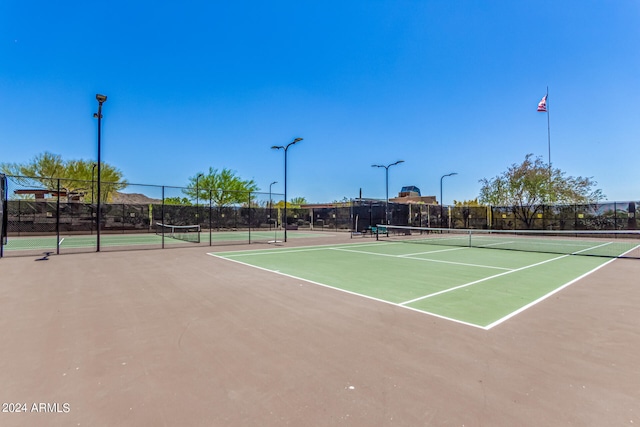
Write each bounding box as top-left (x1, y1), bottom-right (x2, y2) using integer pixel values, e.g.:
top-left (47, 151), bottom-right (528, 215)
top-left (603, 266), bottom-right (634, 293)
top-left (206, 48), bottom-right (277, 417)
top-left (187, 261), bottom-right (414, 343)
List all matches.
top-left (1, 152), bottom-right (64, 190)
top-left (452, 198), bottom-right (484, 228)
top-left (273, 196), bottom-right (307, 209)
top-left (0, 152), bottom-right (127, 202)
top-left (64, 159), bottom-right (126, 203)
top-left (289, 196), bottom-right (308, 207)
top-left (164, 197), bottom-right (192, 206)
top-left (479, 154), bottom-right (605, 228)
top-left (331, 197), bottom-right (350, 205)
top-left (286, 197), bottom-right (308, 222)
top-left (182, 167), bottom-right (258, 207)
top-left (272, 201), bottom-right (294, 209)
top-left (454, 198), bottom-right (482, 207)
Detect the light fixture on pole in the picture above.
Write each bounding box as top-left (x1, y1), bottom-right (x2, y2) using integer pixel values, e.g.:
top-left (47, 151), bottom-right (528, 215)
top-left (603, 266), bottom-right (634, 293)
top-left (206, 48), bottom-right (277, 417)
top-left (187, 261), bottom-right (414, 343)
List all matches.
top-left (93, 94), bottom-right (107, 251)
top-left (371, 160), bottom-right (404, 225)
top-left (269, 181), bottom-right (277, 229)
top-left (271, 138), bottom-right (302, 242)
top-left (440, 172), bottom-right (457, 228)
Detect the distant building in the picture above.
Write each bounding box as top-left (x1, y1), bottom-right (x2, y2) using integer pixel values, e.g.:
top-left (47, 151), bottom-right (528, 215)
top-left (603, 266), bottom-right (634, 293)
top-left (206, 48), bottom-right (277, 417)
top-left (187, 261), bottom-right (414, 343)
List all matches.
top-left (390, 185), bottom-right (437, 205)
top-left (14, 189), bottom-right (84, 201)
top-left (297, 186), bottom-right (437, 208)
top-left (398, 186), bottom-right (421, 197)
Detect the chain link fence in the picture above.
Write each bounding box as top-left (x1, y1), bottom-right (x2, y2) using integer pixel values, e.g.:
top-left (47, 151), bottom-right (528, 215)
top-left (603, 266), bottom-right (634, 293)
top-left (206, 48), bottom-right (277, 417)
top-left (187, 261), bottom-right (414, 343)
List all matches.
top-left (1, 174), bottom-right (637, 257)
top-left (2, 176), bottom-right (286, 257)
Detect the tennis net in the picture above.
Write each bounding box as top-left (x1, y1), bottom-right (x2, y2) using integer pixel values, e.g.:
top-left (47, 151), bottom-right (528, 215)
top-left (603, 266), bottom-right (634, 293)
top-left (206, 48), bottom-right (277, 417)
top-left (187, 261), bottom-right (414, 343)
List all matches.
top-left (155, 223), bottom-right (201, 243)
top-left (376, 225), bottom-right (640, 259)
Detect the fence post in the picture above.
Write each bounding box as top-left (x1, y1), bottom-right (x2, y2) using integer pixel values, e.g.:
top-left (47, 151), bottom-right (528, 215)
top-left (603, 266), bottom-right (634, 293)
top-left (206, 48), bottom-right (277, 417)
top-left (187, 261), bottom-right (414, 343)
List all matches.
top-left (0, 175), bottom-right (5, 258)
top-left (161, 186), bottom-right (165, 249)
top-left (209, 190), bottom-right (212, 246)
top-left (56, 179), bottom-right (61, 255)
top-left (350, 201), bottom-right (354, 233)
top-left (489, 206), bottom-right (493, 230)
top-left (96, 179), bottom-right (101, 252)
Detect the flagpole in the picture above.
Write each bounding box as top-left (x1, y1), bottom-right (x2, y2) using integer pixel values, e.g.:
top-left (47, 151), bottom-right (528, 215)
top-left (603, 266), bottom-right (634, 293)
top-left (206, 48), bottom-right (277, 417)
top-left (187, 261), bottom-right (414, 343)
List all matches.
top-left (538, 87), bottom-right (552, 203)
top-left (538, 85), bottom-right (552, 202)
top-left (546, 86), bottom-right (551, 171)
top-left (546, 86), bottom-right (552, 205)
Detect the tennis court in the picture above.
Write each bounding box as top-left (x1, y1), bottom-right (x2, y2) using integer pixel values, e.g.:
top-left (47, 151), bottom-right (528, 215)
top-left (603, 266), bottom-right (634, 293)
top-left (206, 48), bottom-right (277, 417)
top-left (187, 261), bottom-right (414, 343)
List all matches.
top-left (1, 231), bottom-right (638, 426)
top-left (211, 236), bottom-right (629, 329)
top-left (1, 229), bottom-right (333, 255)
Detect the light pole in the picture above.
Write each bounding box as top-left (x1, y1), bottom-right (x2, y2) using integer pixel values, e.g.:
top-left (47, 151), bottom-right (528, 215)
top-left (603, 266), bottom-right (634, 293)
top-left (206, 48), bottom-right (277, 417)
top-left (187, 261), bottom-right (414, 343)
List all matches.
top-left (271, 138), bottom-right (302, 242)
top-left (371, 160), bottom-right (404, 225)
top-left (93, 94), bottom-right (107, 251)
top-left (269, 181), bottom-right (277, 230)
top-left (440, 172), bottom-right (457, 228)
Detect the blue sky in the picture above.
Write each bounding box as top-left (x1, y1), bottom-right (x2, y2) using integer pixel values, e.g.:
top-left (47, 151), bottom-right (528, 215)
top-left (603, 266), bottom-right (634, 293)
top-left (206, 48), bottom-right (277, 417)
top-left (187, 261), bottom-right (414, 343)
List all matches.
top-left (1, 1), bottom-right (638, 204)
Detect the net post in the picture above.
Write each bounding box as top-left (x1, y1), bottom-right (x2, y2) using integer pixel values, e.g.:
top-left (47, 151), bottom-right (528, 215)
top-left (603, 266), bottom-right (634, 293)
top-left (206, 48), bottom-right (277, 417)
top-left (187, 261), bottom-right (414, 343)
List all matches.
top-left (248, 191), bottom-right (252, 244)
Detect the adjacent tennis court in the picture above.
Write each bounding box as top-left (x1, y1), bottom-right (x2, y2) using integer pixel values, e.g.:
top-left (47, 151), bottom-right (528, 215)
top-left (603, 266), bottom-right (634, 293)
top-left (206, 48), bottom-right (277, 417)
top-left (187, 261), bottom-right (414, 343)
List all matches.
top-left (212, 234), bottom-right (635, 328)
top-left (2, 229), bottom-right (334, 254)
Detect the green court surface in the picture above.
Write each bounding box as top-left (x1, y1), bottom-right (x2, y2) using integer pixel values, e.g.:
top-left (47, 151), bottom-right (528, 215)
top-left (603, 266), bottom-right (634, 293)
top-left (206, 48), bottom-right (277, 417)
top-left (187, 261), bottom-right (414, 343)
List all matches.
top-left (2, 230), bottom-right (330, 252)
top-left (4, 234), bottom-right (176, 250)
top-left (211, 241), bottom-right (619, 329)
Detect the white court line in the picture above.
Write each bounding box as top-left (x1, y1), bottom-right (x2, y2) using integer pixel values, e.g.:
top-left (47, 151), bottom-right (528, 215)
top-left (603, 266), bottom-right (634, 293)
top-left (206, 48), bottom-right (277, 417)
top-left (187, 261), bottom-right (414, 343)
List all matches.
top-left (484, 256), bottom-right (620, 329)
top-left (329, 246), bottom-right (513, 271)
top-left (210, 239), bottom-right (631, 330)
top-left (483, 239), bottom-right (613, 250)
top-left (573, 241), bottom-right (613, 254)
top-left (218, 241), bottom-right (395, 257)
top-left (398, 247), bottom-right (468, 257)
top-left (628, 244), bottom-right (640, 255)
top-left (400, 242), bottom-right (615, 312)
top-left (478, 240), bottom-right (516, 248)
top-left (399, 253), bottom-right (571, 305)
top-left (207, 252), bottom-right (487, 330)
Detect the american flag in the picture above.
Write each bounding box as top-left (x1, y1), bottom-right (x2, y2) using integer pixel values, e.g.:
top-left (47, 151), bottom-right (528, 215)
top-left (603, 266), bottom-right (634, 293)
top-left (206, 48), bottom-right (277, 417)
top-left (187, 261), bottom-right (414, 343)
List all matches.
top-left (537, 94), bottom-right (548, 112)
